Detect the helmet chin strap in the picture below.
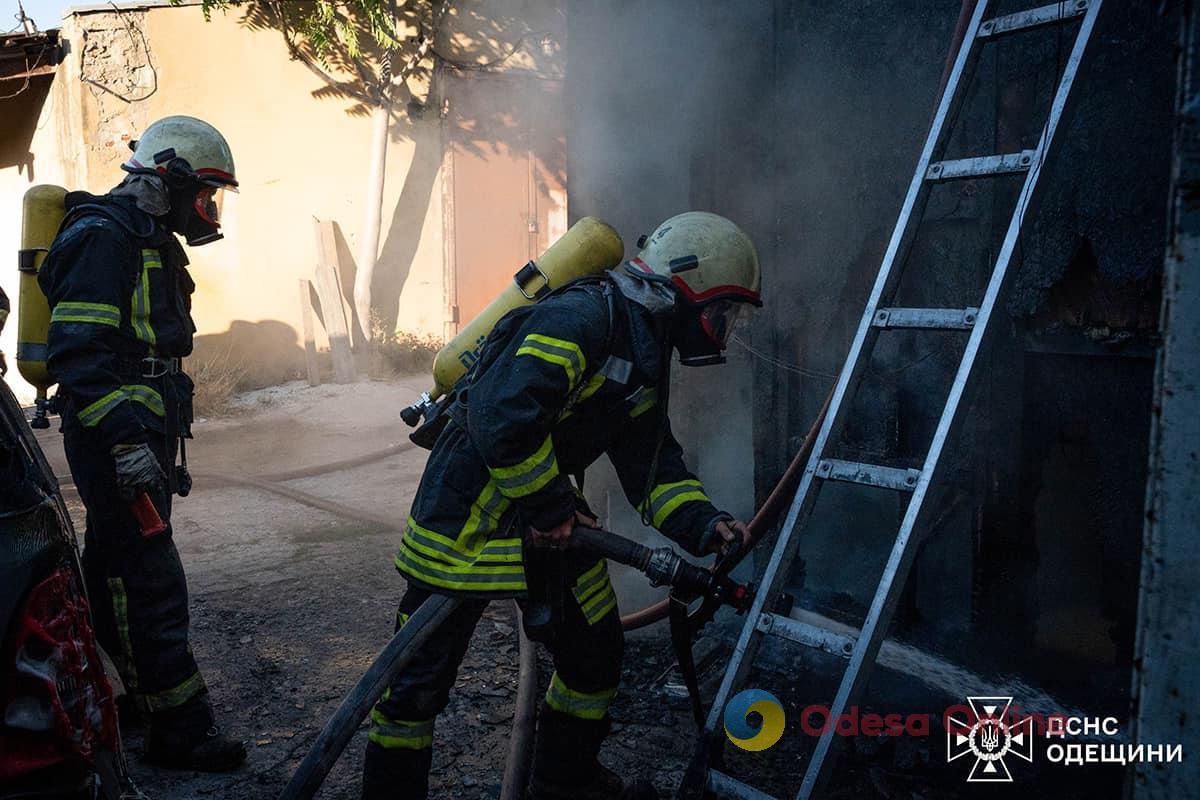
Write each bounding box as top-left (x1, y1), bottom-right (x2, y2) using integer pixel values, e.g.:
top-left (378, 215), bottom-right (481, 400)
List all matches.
top-left (678, 353), bottom-right (726, 367)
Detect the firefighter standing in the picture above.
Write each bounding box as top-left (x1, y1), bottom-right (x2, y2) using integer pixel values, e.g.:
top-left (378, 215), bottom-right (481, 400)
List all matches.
top-left (363, 212), bottom-right (760, 800)
top-left (37, 116), bottom-right (245, 771)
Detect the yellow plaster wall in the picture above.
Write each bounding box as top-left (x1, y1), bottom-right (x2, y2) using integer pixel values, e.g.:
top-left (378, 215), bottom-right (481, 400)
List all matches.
top-left (1, 0), bottom-right (565, 402)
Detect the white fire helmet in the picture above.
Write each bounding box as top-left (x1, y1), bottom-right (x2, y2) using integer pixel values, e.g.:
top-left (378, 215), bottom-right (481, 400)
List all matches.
top-left (629, 211), bottom-right (761, 364)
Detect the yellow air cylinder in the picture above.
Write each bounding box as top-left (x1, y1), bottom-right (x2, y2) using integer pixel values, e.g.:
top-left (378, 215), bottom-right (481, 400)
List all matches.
top-left (401, 216), bottom-right (624, 427)
top-left (18, 184), bottom-right (67, 428)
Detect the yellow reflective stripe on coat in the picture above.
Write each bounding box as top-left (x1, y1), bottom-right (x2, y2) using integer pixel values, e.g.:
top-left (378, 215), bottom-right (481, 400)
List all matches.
top-left (139, 671), bottom-right (207, 713)
top-left (369, 709), bottom-right (435, 750)
top-left (459, 480), bottom-right (512, 553)
top-left (516, 333), bottom-right (586, 389)
top-left (395, 533), bottom-right (527, 593)
top-left (572, 559), bottom-right (617, 625)
top-left (544, 672), bottom-right (616, 720)
top-left (131, 249), bottom-right (159, 345)
top-left (50, 301), bottom-right (121, 327)
top-left (76, 384), bottom-right (165, 427)
top-left (401, 516), bottom-right (521, 565)
top-left (629, 387), bottom-right (658, 418)
top-left (640, 479), bottom-right (710, 528)
top-left (488, 435), bottom-right (560, 499)
top-left (125, 384), bottom-right (166, 416)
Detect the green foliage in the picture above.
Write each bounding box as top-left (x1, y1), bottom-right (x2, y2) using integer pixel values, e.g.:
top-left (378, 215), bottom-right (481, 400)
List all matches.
top-left (371, 330), bottom-right (441, 377)
top-left (176, 0), bottom-right (400, 60)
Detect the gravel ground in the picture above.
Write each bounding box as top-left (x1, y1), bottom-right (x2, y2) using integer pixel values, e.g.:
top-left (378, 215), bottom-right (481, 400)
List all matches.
top-left (34, 378), bottom-right (1126, 800)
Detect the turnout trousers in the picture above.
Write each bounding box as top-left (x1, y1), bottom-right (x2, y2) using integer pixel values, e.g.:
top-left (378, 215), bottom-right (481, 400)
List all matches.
top-left (363, 566), bottom-right (624, 800)
top-left (62, 412), bottom-right (212, 735)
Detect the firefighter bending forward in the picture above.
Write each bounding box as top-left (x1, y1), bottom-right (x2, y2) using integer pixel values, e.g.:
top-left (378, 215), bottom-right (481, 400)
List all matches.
top-left (38, 116), bottom-right (245, 771)
top-left (364, 212), bottom-right (760, 800)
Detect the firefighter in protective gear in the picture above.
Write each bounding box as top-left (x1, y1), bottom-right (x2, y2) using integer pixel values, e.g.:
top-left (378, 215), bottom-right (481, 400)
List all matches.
top-left (37, 115), bottom-right (245, 772)
top-left (363, 211), bottom-right (760, 800)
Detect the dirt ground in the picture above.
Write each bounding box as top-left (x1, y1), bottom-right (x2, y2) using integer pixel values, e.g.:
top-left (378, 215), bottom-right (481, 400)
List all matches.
top-left (34, 377), bottom-right (701, 800)
top-left (29, 377), bottom-right (1127, 800)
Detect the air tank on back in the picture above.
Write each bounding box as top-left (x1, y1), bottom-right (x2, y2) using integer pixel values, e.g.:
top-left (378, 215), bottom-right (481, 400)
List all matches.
top-left (400, 216), bottom-right (624, 427)
top-left (18, 185), bottom-right (67, 429)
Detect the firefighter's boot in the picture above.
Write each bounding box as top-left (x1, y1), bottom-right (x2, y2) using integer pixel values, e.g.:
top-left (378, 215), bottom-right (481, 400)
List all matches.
top-left (144, 696), bottom-right (246, 772)
top-left (362, 742), bottom-right (433, 800)
top-left (528, 707), bottom-right (657, 800)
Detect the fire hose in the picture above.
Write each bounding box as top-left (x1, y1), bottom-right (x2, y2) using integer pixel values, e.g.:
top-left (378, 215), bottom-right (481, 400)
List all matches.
top-left (277, 527), bottom-right (753, 800)
top-left (167, 390), bottom-right (832, 799)
top-left (620, 385), bottom-right (833, 630)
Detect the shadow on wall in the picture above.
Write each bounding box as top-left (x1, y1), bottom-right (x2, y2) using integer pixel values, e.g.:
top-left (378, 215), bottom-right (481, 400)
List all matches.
top-left (228, 2), bottom-right (566, 337)
top-left (190, 319), bottom-right (305, 391)
top-left (0, 74), bottom-right (53, 177)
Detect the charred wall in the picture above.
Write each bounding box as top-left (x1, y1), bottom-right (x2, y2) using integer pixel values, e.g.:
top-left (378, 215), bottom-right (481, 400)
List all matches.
top-left (567, 0), bottom-right (1176, 716)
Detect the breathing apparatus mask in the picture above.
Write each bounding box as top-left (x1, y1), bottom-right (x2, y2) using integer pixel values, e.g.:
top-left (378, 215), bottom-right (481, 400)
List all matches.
top-left (627, 211), bottom-right (761, 368)
top-left (671, 296), bottom-right (748, 367)
top-left (124, 150), bottom-right (229, 246)
top-left (627, 261), bottom-right (751, 367)
top-left (161, 156), bottom-right (227, 246)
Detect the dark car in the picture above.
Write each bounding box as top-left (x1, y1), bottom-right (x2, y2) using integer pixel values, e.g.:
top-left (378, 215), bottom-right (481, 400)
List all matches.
top-left (0, 377), bottom-right (126, 799)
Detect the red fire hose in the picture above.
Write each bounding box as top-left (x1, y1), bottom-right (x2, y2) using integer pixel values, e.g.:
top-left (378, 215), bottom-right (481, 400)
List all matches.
top-left (619, 386), bottom-right (834, 631)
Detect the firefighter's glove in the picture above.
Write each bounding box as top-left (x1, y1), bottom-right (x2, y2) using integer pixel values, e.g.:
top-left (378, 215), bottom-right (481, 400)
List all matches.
top-left (111, 442), bottom-right (166, 502)
top-left (531, 510), bottom-right (598, 551)
top-left (701, 514), bottom-right (751, 558)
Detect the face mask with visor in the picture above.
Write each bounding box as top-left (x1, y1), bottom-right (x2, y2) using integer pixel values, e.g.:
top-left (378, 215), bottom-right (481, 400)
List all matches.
top-left (674, 298), bottom-right (749, 367)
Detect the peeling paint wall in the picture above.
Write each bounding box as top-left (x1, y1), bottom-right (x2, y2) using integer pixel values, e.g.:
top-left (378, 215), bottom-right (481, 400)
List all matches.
top-left (0, 0), bottom-right (566, 401)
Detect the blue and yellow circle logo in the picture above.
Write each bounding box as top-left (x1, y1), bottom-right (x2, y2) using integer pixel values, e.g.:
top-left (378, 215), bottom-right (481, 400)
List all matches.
top-left (723, 689), bottom-right (786, 751)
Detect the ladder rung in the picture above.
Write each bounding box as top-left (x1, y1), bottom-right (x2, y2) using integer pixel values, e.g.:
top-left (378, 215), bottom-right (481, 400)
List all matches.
top-left (757, 612), bottom-right (856, 659)
top-left (708, 769), bottom-right (780, 800)
top-left (816, 459), bottom-right (921, 492)
top-left (872, 307), bottom-right (979, 330)
top-left (926, 150), bottom-right (1036, 181)
top-left (978, 0), bottom-right (1089, 39)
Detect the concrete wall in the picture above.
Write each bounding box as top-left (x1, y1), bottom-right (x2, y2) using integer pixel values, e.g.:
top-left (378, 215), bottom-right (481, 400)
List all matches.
top-left (568, 0), bottom-right (1176, 757)
top-left (0, 0), bottom-right (565, 401)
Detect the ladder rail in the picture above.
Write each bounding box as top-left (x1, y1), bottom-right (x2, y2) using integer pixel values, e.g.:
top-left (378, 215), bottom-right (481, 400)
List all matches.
top-left (795, 3), bottom-right (1105, 797)
top-left (699, 0), bottom-right (994, 743)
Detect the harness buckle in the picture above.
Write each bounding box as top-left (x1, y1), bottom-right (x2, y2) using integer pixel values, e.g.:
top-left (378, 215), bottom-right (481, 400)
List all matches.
top-left (142, 356), bottom-right (180, 379)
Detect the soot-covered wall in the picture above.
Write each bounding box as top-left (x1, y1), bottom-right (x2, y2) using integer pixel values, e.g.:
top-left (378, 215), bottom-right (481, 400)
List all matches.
top-left (567, 0), bottom-right (1174, 717)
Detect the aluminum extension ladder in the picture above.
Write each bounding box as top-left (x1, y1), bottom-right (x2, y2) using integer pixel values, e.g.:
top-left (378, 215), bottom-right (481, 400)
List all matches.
top-left (685, 2), bottom-right (1104, 798)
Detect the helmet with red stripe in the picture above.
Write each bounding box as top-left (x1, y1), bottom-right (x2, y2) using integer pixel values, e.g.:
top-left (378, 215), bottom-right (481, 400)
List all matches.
top-left (124, 115), bottom-right (237, 187)
top-left (629, 211), bottom-right (761, 365)
top-left (123, 116), bottom-right (237, 245)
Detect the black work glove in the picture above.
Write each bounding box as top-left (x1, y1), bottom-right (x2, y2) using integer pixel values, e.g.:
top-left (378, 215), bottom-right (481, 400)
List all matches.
top-left (699, 513), bottom-right (751, 557)
top-left (111, 442), bottom-right (166, 502)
